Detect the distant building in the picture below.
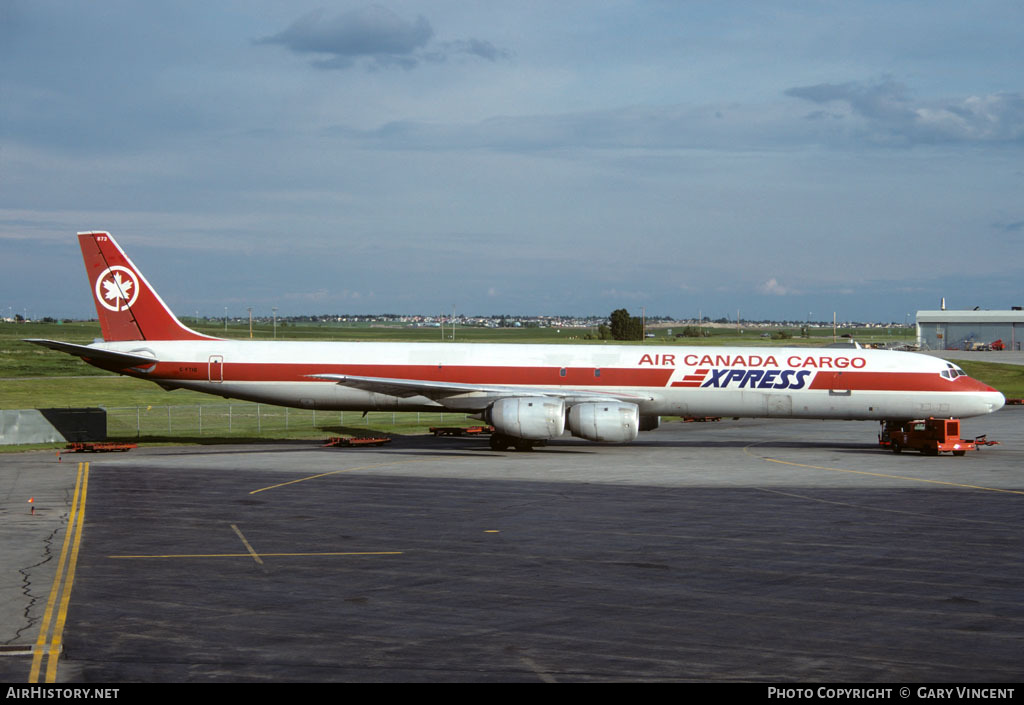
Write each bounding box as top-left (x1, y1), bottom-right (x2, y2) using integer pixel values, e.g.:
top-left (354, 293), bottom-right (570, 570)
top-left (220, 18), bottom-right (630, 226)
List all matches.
top-left (916, 309), bottom-right (1024, 351)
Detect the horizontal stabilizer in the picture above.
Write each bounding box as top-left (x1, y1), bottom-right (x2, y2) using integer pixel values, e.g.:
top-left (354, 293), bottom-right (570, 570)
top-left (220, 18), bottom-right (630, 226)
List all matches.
top-left (23, 339), bottom-right (159, 368)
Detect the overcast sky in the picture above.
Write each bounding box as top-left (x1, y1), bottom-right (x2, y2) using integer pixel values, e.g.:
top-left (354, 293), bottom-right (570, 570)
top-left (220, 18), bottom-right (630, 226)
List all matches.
top-left (3, 1), bottom-right (1023, 322)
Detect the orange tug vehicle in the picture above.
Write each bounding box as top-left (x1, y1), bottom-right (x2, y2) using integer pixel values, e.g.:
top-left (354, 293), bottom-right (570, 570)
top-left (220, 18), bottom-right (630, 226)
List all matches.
top-left (879, 417), bottom-right (997, 456)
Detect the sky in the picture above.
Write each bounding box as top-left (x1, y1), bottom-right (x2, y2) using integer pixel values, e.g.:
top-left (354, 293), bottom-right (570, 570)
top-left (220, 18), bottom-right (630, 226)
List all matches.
top-left (2, 1), bottom-right (1023, 322)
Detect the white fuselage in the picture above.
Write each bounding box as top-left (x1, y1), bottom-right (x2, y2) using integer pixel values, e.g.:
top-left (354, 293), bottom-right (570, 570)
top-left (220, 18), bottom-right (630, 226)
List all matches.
top-left (91, 340), bottom-right (1005, 421)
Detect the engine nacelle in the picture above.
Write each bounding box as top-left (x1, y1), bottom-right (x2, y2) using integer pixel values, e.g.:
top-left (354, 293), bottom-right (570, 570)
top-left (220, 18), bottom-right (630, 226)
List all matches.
top-left (486, 397), bottom-right (566, 440)
top-left (567, 402), bottom-right (640, 443)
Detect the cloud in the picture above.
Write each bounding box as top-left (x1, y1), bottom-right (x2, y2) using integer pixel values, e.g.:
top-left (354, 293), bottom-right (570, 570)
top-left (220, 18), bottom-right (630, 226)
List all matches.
top-left (786, 78), bottom-right (1024, 144)
top-left (352, 81), bottom-right (1024, 154)
top-left (786, 78), bottom-right (914, 122)
top-left (758, 278), bottom-right (794, 296)
top-left (430, 38), bottom-right (511, 63)
top-left (257, 6), bottom-right (508, 70)
top-left (354, 103), bottom-right (785, 152)
top-left (993, 220), bottom-right (1024, 234)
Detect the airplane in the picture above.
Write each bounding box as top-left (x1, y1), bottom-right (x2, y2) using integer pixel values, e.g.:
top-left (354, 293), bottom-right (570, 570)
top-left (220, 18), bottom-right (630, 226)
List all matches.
top-left (27, 231), bottom-right (1005, 451)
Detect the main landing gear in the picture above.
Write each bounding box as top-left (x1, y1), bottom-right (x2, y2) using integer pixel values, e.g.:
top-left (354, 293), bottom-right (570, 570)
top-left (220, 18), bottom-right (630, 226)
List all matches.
top-left (488, 433), bottom-right (546, 452)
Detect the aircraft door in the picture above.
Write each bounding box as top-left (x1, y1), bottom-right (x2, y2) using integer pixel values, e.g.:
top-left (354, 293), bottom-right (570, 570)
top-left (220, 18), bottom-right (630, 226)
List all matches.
top-left (827, 371), bottom-right (851, 396)
top-left (208, 355), bottom-right (224, 383)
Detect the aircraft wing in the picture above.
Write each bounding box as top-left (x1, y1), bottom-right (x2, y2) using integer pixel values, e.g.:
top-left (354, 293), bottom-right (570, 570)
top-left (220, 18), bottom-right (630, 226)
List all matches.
top-left (309, 373), bottom-right (652, 408)
top-left (23, 339), bottom-right (158, 368)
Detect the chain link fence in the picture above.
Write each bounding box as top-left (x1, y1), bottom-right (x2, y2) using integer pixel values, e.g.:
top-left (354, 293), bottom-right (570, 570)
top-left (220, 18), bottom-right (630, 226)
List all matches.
top-left (103, 403), bottom-right (463, 438)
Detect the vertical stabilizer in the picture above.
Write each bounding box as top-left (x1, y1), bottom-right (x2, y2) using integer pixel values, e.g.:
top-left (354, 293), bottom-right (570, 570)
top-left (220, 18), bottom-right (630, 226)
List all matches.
top-left (78, 231), bottom-right (218, 341)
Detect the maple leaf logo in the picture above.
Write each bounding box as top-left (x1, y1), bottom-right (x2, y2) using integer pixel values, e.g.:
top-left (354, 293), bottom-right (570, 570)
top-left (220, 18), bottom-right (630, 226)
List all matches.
top-left (102, 273), bottom-right (133, 305)
top-left (94, 266), bottom-right (140, 312)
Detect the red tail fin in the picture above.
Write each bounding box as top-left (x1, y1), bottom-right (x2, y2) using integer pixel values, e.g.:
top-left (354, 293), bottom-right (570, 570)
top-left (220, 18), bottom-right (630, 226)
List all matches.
top-left (78, 231), bottom-right (218, 341)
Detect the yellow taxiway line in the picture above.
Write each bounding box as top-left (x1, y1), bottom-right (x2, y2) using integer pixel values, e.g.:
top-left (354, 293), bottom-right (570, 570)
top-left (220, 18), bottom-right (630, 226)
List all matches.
top-left (743, 443), bottom-right (1024, 496)
top-left (108, 551), bottom-right (402, 559)
top-left (29, 462), bottom-right (89, 683)
top-left (249, 458), bottom-right (437, 495)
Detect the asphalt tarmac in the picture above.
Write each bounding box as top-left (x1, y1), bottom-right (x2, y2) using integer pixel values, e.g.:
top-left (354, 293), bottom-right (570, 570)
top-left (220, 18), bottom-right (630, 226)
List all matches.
top-left (2, 408), bottom-right (1022, 683)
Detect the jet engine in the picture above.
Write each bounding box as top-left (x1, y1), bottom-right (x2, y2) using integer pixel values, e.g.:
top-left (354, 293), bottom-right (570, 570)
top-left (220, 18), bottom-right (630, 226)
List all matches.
top-left (567, 402), bottom-right (640, 443)
top-left (486, 397), bottom-right (566, 440)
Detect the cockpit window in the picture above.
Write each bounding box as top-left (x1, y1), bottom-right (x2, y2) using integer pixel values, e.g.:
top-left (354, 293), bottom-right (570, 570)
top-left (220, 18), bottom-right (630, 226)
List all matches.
top-left (942, 363), bottom-right (967, 380)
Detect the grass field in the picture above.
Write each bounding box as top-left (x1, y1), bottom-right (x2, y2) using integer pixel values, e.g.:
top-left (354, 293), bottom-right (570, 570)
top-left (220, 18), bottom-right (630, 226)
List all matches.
top-left (2, 320), bottom-right (1018, 449)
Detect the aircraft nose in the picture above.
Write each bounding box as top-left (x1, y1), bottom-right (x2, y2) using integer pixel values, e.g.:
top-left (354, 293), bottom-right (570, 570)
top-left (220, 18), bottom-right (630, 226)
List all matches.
top-left (989, 390), bottom-right (1006, 413)
top-left (960, 376), bottom-right (1005, 415)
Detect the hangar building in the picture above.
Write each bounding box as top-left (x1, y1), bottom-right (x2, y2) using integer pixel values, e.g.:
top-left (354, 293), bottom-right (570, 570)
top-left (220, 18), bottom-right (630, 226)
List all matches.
top-left (916, 309), bottom-right (1024, 351)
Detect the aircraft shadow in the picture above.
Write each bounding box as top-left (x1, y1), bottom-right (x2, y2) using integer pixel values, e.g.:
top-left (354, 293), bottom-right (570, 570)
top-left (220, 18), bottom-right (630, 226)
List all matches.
top-left (116, 434), bottom-right (887, 458)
